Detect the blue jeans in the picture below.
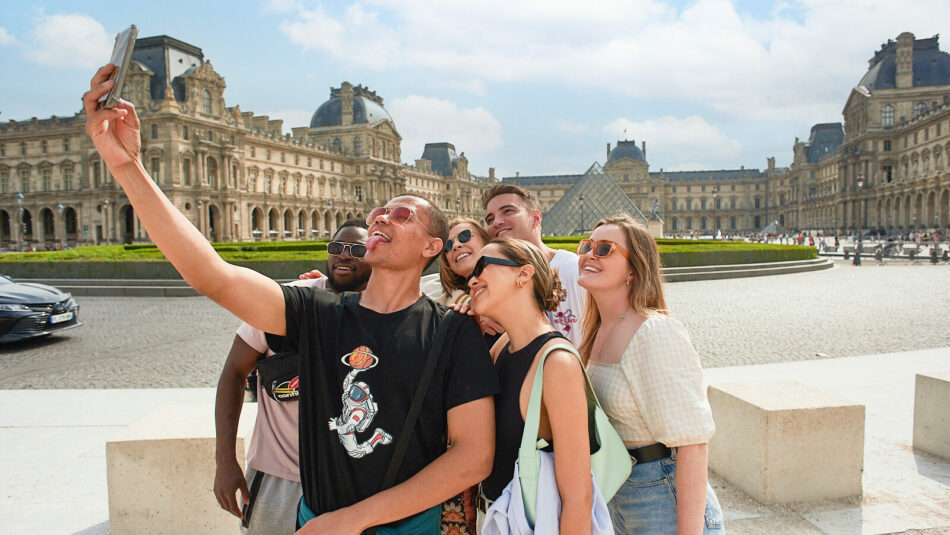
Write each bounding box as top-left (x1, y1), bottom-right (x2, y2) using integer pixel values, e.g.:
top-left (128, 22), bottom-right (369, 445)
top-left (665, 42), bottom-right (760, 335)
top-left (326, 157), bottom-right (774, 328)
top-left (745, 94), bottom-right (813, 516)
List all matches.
top-left (608, 455), bottom-right (725, 535)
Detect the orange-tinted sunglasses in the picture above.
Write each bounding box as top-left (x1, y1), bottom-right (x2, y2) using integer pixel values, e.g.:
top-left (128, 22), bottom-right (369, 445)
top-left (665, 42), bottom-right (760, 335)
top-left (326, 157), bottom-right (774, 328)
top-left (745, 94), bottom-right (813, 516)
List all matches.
top-left (577, 239), bottom-right (630, 259)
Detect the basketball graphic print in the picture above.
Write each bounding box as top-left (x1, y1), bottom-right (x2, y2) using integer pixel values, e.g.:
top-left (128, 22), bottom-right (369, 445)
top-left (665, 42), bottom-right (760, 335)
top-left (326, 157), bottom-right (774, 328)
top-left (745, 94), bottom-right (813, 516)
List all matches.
top-left (342, 345), bottom-right (378, 370)
top-left (332, 345), bottom-right (392, 458)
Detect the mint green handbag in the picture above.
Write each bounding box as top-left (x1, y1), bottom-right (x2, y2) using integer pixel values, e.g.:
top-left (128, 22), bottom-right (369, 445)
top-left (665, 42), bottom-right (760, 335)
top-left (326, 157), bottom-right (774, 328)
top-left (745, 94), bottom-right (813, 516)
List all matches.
top-left (518, 344), bottom-right (633, 527)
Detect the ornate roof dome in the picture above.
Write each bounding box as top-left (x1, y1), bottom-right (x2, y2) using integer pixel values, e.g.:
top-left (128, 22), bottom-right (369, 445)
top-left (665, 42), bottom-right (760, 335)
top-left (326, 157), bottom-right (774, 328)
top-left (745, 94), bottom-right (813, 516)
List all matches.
top-left (858, 33), bottom-right (950, 91)
top-left (310, 83), bottom-right (393, 128)
top-left (607, 140), bottom-right (646, 163)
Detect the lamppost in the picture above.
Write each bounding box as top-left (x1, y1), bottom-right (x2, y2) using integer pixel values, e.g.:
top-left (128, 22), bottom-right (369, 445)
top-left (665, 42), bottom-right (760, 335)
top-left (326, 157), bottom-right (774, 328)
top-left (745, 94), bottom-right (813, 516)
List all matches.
top-left (853, 176), bottom-right (864, 266)
top-left (713, 191), bottom-right (719, 239)
top-left (102, 199), bottom-right (110, 245)
top-left (56, 203), bottom-right (64, 250)
top-left (578, 194), bottom-right (585, 235)
top-left (15, 192), bottom-right (24, 252)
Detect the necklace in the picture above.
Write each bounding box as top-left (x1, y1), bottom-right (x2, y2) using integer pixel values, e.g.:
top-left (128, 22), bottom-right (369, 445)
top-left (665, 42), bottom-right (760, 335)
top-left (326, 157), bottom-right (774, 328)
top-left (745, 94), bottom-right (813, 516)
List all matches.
top-left (598, 307), bottom-right (630, 361)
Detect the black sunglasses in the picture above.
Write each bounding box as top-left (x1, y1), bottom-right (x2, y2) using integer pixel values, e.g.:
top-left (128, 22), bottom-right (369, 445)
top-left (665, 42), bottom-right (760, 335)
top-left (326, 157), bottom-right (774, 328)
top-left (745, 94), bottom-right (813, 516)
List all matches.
top-left (467, 255), bottom-right (524, 283)
top-left (443, 229), bottom-right (473, 253)
top-left (327, 241), bottom-right (367, 258)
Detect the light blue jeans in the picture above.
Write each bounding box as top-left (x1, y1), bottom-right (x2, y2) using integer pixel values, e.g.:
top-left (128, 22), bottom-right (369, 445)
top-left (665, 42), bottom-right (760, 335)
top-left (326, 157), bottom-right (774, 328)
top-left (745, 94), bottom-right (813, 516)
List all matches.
top-left (608, 455), bottom-right (725, 535)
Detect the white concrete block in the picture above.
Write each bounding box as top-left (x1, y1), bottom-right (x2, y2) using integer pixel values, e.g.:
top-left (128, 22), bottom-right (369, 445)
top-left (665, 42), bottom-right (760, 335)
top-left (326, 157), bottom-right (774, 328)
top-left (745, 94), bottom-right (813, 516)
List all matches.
top-left (106, 403), bottom-right (257, 535)
top-left (913, 371), bottom-right (950, 460)
top-left (707, 381), bottom-right (864, 504)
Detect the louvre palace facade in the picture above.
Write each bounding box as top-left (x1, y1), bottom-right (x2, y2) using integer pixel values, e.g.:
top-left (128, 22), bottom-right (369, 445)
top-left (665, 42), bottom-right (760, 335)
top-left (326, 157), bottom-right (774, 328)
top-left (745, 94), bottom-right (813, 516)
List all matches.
top-left (2, 32), bottom-right (949, 248)
top-left (507, 31), bottom-right (950, 237)
top-left (0, 35), bottom-right (495, 249)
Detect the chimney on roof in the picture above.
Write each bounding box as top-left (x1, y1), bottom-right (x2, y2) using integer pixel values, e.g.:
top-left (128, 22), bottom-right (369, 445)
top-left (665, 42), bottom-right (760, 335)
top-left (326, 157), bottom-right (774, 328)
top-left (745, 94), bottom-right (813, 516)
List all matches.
top-left (607, 143), bottom-right (611, 158)
top-left (741, 165), bottom-right (745, 170)
top-left (767, 157), bottom-right (775, 172)
top-left (642, 141), bottom-right (646, 160)
top-left (489, 167), bottom-right (495, 179)
top-left (341, 82), bottom-right (354, 126)
top-left (896, 32), bottom-right (914, 89)
top-left (516, 171), bottom-right (520, 177)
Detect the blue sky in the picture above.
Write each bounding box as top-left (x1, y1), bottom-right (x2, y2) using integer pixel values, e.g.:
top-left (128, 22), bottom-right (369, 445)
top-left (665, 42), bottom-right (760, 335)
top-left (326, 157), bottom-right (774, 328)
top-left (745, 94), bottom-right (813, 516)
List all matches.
top-left (1, 1), bottom-right (948, 179)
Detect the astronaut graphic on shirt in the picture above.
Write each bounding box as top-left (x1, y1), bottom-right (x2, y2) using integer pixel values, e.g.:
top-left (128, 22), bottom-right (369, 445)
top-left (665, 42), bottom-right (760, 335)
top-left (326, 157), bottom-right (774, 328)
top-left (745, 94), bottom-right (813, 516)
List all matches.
top-left (329, 345), bottom-right (393, 458)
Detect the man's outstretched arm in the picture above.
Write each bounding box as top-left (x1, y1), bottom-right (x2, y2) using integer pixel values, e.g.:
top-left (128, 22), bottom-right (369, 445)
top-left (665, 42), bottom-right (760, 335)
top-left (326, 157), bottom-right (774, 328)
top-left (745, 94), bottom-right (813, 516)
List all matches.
top-left (83, 65), bottom-right (285, 334)
top-left (296, 397), bottom-right (495, 535)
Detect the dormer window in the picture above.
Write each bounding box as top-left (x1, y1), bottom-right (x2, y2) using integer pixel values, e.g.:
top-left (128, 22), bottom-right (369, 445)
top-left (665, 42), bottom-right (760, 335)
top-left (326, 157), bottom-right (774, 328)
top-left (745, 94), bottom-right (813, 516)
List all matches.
top-left (881, 104), bottom-right (894, 127)
top-left (203, 90), bottom-right (212, 114)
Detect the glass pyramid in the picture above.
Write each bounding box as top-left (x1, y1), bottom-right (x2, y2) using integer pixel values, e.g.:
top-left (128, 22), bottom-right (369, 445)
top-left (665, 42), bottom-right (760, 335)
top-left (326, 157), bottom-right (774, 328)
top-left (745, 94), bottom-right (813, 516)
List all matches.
top-left (541, 163), bottom-right (649, 236)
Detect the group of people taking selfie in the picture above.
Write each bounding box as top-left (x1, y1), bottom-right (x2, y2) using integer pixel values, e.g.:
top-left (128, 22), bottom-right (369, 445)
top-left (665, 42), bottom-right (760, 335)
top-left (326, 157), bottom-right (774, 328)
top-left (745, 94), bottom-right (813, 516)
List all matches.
top-left (84, 63), bottom-right (724, 535)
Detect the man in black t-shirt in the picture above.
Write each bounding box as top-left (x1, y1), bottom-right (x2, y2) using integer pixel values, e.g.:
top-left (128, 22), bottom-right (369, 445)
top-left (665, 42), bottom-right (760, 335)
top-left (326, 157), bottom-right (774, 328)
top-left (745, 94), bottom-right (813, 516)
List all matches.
top-left (276, 195), bottom-right (498, 534)
top-left (85, 72), bottom-right (498, 535)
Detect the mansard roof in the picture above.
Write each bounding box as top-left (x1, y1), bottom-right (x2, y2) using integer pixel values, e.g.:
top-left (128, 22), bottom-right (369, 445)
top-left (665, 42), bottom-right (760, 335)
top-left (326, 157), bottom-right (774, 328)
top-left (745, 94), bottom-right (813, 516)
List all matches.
top-left (859, 34), bottom-right (950, 90)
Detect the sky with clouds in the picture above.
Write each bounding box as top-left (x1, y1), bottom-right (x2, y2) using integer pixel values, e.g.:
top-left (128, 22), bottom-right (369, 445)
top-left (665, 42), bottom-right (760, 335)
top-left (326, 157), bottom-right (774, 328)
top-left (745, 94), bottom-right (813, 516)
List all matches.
top-left (1, 1), bottom-right (948, 178)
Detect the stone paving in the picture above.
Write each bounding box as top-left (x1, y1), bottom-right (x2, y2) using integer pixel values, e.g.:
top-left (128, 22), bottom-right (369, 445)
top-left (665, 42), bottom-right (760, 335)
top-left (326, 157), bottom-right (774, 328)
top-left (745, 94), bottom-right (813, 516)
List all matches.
top-left (1, 259), bottom-right (950, 388)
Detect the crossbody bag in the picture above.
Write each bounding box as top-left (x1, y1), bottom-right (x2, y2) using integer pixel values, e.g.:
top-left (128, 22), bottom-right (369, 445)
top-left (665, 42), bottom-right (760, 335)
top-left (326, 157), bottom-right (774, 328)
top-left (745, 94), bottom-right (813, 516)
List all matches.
top-left (482, 343), bottom-right (631, 534)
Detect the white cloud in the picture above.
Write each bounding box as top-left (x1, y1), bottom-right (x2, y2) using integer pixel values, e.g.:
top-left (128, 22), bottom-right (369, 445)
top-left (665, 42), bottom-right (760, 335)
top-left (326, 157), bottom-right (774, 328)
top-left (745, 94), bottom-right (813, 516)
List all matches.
top-left (25, 13), bottom-right (112, 70)
top-left (555, 119), bottom-right (588, 134)
top-left (274, 0), bottom-right (950, 119)
top-left (0, 27), bottom-right (15, 46)
top-left (603, 115), bottom-right (742, 171)
top-left (263, 0), bottom-right (302, 13)
top-left (388, 95), bottom-right (503, 164)
top-left (265, 108), bottom-right (314, 134)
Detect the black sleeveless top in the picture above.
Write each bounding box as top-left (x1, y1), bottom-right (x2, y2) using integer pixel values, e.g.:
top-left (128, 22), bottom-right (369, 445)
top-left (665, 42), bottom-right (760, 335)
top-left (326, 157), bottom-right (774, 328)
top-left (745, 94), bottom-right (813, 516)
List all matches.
top-left (482, 331), bottom-right (567, 500)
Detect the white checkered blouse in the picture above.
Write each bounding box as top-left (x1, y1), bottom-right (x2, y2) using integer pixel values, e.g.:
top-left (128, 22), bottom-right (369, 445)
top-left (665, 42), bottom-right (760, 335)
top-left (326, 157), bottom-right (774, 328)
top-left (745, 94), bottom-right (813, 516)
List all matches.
top-left (587, 314), bottom-right (715, 448)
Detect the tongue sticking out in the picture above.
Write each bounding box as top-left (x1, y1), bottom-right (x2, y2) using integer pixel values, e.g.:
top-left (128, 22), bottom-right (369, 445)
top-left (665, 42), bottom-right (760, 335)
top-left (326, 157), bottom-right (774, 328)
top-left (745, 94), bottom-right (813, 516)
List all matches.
top-left (366, 235), bottom-right (389, 250)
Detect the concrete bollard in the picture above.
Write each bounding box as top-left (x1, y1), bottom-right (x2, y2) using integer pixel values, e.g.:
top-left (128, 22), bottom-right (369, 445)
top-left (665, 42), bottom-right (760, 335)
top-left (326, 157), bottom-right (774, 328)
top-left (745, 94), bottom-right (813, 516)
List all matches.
top-left (913, 371), bottom-right (950, 460)
top-left (106, 403), bottom-right (257, 535)
top-left (707, 381), bottom-right (865, 504)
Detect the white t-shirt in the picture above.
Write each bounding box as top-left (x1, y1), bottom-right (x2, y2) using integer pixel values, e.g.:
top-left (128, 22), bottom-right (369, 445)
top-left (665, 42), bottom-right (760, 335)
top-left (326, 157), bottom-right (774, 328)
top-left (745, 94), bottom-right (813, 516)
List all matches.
top-left (420, 272), bottom-right (471, 307)
top-left (238, 277), bottom-right (326, 482)
top-left (547, 248), bottom-right (586, 347)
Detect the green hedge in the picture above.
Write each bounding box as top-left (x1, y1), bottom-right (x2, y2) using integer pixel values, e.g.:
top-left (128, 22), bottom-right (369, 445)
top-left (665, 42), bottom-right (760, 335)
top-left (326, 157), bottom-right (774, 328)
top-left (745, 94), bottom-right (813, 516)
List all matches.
top-left (0, 237), bottom-right (815, 277)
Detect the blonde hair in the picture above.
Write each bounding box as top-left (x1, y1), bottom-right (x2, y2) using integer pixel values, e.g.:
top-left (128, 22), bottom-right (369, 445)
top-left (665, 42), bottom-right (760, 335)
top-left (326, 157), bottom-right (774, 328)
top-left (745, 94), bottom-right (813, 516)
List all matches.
top-left (490, 237), bottom-right (565, 312)
top-left (439, 218), bottom-right (493, 294)
top-left (579, 214), bottom-right (668, 363)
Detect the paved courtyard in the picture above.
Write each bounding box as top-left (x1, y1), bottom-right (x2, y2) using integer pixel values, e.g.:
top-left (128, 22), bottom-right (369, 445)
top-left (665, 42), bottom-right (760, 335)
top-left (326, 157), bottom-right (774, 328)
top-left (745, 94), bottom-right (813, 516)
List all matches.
top-left (1, 259), bottom-right (949, 388)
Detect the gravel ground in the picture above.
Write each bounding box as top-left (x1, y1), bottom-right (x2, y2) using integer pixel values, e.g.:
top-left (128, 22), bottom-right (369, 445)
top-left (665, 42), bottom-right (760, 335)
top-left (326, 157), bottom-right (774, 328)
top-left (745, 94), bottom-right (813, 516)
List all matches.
top-left (1, 259), bottom-right (949, 388)
top-left (666, 260), bottom-right (950, 367)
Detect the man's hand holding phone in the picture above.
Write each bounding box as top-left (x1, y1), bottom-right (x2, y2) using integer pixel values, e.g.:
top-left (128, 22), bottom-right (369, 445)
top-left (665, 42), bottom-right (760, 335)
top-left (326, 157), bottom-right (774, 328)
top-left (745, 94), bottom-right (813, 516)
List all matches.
top-left (83, 64), bottom-right (142, 171)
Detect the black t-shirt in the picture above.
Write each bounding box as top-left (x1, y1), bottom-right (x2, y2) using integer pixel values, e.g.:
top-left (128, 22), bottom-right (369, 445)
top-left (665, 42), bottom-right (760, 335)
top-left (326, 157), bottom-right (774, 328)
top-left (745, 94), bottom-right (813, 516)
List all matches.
top-left (277, 286), bottom-right (500, 517)
top-left (482, 331), bottom-right (566, 500)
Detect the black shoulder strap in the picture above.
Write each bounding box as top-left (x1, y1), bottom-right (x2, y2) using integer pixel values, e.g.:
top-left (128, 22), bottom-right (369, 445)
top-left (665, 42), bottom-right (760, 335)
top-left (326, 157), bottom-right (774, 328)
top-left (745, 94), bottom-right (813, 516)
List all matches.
top-left (380, 308), bottom-right (461, 490)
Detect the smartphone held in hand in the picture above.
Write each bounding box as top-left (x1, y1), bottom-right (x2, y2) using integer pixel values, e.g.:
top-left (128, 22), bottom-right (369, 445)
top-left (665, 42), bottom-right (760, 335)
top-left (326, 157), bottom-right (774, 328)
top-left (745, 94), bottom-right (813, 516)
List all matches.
top-left (98, 24), bottom-right (138, 110)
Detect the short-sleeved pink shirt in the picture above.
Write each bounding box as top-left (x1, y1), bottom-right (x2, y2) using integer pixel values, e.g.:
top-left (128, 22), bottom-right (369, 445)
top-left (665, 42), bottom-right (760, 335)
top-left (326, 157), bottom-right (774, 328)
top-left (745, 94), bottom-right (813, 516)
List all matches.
top-left (238, 277), bottom-right (326, 481)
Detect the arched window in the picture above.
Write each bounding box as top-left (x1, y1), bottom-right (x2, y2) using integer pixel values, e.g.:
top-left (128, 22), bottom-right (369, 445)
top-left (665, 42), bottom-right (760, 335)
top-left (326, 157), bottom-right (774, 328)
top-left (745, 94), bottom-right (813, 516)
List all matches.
top-left (333, 138), bottom-right (342, 153)
top-left (202, 90), bottom-right (212, 114)
top-left (914, 102), bottom-right (928, 118)
top-left (881, 104), bottom-right (894, 127)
